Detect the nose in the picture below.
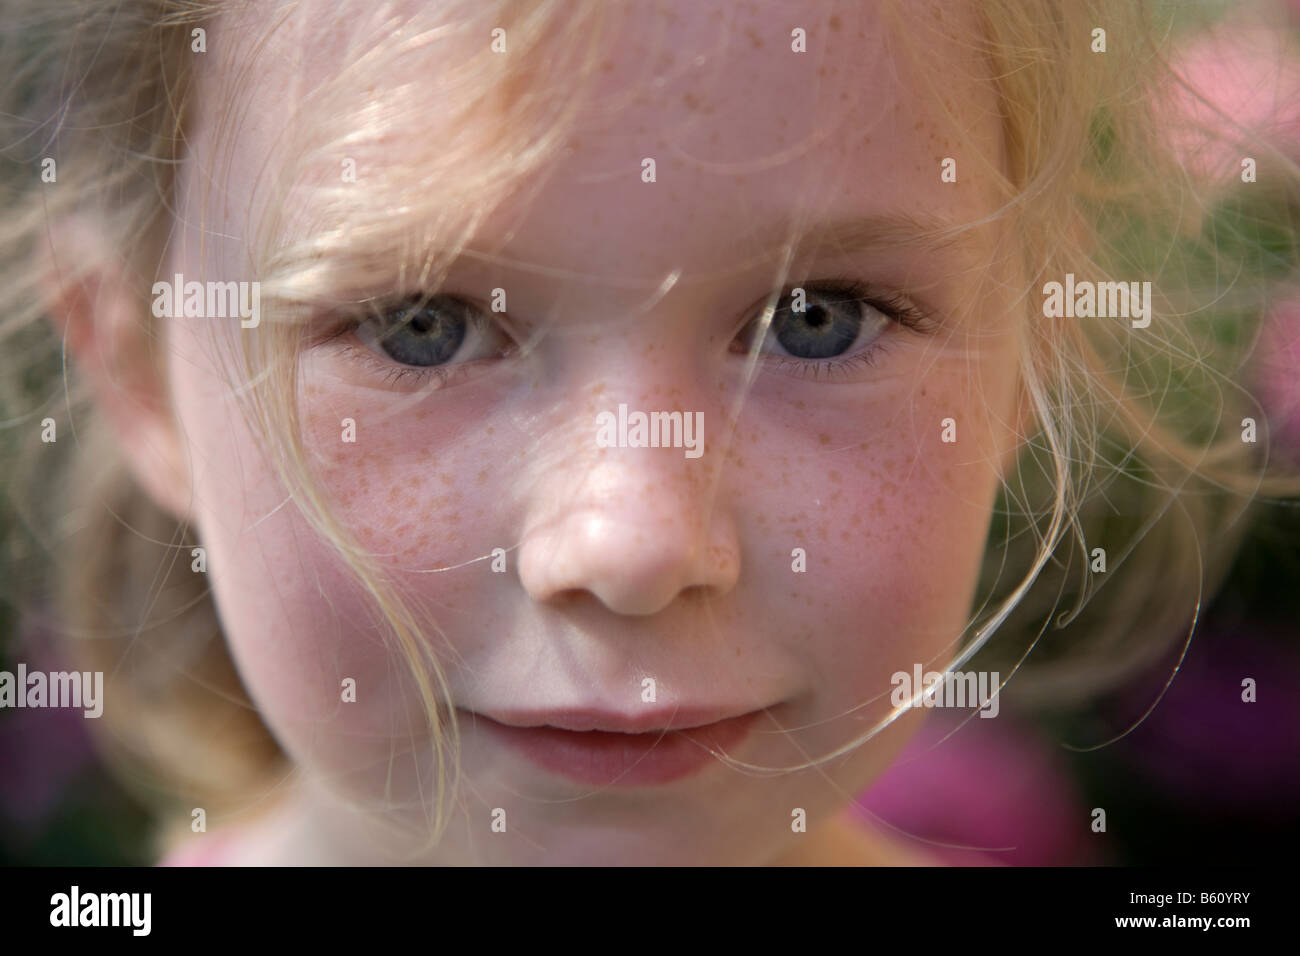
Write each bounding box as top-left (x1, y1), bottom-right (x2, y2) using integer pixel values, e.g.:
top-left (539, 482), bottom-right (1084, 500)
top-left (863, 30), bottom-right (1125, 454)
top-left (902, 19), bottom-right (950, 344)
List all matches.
top-left (517, 419), bottom-right (741, 616)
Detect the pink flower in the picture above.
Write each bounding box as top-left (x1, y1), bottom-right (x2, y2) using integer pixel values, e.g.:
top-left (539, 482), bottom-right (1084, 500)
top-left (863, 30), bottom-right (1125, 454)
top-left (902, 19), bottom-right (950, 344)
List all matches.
top-left (855, 712), bottom-right (1102, 866)
top-left (0, 618), bottom-right (96, 834)
top-left (1160, 20), bottom-right (1300, 182)
top-left (1258, 296), bottom-right (1300, 458)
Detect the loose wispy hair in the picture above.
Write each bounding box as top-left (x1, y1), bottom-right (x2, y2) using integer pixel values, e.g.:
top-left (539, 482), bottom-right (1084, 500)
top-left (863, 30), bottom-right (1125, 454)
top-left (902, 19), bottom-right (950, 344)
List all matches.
top-left (1, 0), bottom-right (1297, 858)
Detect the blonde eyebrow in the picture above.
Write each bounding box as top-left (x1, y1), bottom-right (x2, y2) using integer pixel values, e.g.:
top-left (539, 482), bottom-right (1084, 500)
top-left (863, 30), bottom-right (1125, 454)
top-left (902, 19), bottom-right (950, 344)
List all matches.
top-left (269, 209), bottom-right (973, 308)
top-left (784, 211), bottom-right (971, 257)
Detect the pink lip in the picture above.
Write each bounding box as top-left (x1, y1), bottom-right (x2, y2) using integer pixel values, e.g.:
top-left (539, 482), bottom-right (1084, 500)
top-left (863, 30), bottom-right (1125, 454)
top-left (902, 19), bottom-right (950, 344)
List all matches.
top-left (465, 707), bottom-right (763, 786)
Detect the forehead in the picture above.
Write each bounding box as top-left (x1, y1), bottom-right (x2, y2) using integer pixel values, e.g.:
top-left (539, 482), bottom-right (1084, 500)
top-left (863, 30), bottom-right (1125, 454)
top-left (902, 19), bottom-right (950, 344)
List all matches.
top-left (197, 0), bottom-right (1003, 285)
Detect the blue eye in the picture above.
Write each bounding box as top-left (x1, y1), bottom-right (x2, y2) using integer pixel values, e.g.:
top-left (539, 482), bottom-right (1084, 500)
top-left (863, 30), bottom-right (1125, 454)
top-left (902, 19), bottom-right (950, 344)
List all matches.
top-left (317, 280), bottom-right (935, 392)
top-left (737, 280), bottom-right (930, 360)
top-left (729, 280), bottom-right (938, 382)
top-left (352, 292), bottom-right (515, 371)
top-left (313, 292), bottom-right (518, 391)
top-left (767, 286), bottom-right (887, 359)
top-left (366, 294), bottom-right (474, 366)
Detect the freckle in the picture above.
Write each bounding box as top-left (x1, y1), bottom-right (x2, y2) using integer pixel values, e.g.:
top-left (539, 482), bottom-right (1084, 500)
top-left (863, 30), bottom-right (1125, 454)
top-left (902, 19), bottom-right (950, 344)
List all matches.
top-left (439, 472), bottom-right (454, 486)
top-left (487, 427), bottom-right (494, 435)
top-left (829, 470), bottom-right (842, 484)
top-left (477, 469), bottom-right (488, 482)
top-left (817, 432), bottom-right (831, 445)
top-left (829, 14), bottom-right (841, 31)
top-left (683, 91), bottom-right (700, 110)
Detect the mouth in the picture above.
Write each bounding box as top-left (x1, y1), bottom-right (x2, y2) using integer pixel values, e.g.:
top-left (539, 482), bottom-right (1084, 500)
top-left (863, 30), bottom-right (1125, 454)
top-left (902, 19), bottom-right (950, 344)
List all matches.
top-left (461, 706), bottom-right (764, 787)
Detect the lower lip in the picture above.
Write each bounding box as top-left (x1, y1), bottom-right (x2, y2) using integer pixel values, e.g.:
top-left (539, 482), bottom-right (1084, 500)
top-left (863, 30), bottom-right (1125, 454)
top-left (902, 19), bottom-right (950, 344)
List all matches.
top-left (470, 710), bottom-right (761, 787)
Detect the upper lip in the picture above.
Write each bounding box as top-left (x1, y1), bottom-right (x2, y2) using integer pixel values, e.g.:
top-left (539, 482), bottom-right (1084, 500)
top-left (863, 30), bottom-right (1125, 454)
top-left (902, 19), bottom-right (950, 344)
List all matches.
top-left (470, 707), bottom-right (760, 734)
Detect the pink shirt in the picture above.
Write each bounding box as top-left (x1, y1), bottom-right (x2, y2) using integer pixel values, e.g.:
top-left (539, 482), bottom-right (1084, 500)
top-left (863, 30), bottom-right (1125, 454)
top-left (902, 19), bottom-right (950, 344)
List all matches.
top-left (157, 830), bottom-right (243, 866)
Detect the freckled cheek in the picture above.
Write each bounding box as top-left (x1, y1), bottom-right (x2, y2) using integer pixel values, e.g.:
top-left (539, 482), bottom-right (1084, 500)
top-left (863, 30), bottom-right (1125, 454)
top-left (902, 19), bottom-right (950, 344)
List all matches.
top-left (832, 488), bottom-right (992, 711)
top-left (297, 384), bottom-right (512, 564)
top-left (750, 425), bottom-right (996, 706)
top-left (175, 373), bottom-right (455, 759)
top-left (214, 507), bottom-right (464, 757)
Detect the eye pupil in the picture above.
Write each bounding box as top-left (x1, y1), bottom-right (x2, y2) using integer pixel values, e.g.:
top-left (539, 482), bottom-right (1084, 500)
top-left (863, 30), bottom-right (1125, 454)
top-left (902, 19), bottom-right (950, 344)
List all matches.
top-left (773, 291), bottom-right (862, 359)
top-left (375, 296), bottom-right (468, 366)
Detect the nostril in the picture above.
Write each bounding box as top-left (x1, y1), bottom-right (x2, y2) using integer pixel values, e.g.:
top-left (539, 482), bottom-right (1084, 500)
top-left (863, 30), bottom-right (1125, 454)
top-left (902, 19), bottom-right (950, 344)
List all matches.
top-left (678, 583), bottom-right (719, 606)
top-left (544, 587), bottom-right (599, 611)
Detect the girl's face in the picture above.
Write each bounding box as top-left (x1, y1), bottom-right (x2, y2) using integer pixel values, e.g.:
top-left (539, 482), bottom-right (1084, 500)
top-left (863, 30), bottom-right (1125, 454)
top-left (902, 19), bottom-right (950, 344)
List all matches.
top-left (162, 0), bottom-right (1024, 863)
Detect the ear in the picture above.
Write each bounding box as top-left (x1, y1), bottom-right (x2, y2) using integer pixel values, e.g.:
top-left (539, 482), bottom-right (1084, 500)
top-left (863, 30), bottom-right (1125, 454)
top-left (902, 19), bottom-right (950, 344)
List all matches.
top-left (37, 217), bottom-right (194, 524)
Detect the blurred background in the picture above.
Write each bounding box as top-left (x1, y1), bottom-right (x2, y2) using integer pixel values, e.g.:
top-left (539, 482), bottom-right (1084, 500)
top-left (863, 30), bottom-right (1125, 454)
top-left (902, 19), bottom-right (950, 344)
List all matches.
top-left (2, 0), bottom-right (1299, 865)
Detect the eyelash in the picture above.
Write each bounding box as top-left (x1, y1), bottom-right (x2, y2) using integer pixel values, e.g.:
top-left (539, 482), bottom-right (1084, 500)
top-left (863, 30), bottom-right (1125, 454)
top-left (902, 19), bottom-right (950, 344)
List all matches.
top-left (337, 342), bottom-right (473, 390)
top-left (312, 306), bottom-right (508, 391)
top-left (746, 278), bottom-right (937, 383)
top-left (316, 279), bottom-right (937, 390)
top-left (322, 312), bottom-right (502, 391)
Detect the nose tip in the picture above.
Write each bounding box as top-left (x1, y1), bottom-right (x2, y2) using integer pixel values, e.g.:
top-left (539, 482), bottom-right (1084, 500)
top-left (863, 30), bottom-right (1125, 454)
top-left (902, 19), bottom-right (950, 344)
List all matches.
top-left (519, 508), bottom-right (740, 616)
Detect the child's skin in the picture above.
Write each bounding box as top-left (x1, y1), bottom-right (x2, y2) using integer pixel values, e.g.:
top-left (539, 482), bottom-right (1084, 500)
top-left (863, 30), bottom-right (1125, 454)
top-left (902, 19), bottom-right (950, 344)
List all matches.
top-left (53, 0), bottom-right (1027, 864)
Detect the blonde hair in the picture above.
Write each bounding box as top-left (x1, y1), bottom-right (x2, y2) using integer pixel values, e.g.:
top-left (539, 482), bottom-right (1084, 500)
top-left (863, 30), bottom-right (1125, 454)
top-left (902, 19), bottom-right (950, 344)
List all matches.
top-left (1, 0), bottom-right (1297, 858)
